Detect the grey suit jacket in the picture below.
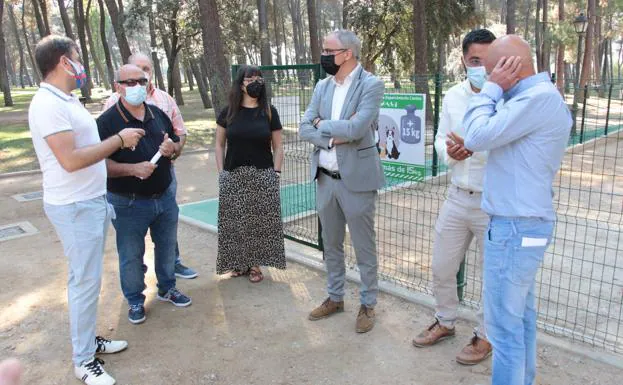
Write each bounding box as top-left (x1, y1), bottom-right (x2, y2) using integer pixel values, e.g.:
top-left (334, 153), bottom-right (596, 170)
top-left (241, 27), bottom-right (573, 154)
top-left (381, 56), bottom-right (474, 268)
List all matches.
top-left (299, 66), bottom-right (385, 192)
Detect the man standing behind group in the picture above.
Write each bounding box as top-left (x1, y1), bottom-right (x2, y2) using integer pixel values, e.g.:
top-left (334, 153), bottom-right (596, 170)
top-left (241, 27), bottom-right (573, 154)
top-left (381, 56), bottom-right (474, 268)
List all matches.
top-left (29, 35), bottom-right (144, 385)
top-left (300, 30), bottom-right (385, 333)
top-left (103, 53), bottom-right (197, 280)
top-left (97, 65), bottom-right (192, 325)
top-left (462, 35), bottom-right (572, 385)
top-left (413, 29), bottom-right (495, 366)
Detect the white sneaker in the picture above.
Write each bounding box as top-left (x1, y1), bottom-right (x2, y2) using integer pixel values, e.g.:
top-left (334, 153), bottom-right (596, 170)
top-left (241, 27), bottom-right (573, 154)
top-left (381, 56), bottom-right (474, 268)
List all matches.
top-left (95, 336), bottom-right (128, 354)
top-left (74, 358), bottom-right (115, 385)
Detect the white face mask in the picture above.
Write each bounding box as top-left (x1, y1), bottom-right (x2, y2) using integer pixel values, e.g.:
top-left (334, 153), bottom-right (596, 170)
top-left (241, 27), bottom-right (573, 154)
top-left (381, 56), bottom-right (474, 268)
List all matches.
top-left (123, 84), bottom-right (147, 106)
top-left (466, 66), bottom-right (487, 90)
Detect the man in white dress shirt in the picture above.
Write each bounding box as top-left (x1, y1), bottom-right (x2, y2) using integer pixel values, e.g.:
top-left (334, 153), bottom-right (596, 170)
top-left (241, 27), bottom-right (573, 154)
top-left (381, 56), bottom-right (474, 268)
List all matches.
top-left (300, 30), bottom-right (385, 333)
top-left (412, 29), bottom-right (496, 365)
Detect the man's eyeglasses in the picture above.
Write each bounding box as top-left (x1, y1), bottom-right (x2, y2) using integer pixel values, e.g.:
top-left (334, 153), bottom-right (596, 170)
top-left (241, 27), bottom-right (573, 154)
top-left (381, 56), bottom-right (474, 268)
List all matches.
top-left (118, 78), bottom-right (148, 86)
top-left (321, 48), bottom-right (347, 55)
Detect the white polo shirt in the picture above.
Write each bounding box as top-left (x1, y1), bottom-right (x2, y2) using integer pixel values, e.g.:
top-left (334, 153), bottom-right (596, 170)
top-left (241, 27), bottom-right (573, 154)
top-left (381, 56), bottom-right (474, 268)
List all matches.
top-left (29, 83), bottom-right (107, 205)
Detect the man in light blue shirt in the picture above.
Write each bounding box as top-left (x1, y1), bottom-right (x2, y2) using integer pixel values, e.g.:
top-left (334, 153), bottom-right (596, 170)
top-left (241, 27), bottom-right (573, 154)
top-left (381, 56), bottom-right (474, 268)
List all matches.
top-left (460, 35), bottom-right (572, 385)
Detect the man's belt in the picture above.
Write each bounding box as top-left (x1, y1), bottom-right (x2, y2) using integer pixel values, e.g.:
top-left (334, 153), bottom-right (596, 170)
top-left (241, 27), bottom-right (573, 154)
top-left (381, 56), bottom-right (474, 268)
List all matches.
top-left (318, 167), bottom-right (341, 180)
top-left (110, 191), bottom-right (165, 200)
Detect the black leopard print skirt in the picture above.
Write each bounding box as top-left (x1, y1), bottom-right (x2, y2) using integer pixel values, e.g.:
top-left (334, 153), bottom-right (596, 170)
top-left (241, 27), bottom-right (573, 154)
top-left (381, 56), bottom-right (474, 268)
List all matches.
top-left (216, 166), bottom-right (286, 274)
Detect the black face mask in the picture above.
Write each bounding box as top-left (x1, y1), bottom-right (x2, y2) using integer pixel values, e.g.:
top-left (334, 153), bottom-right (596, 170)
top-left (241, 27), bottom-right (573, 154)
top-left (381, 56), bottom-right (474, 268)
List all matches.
top-left (321, 54), bottom-right (341, 76)
top-left (245, 81), bottom-right (264, 99)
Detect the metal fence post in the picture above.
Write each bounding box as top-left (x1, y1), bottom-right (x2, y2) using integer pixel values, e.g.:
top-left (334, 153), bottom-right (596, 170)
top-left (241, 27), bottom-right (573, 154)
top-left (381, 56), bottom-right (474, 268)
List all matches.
top-left (579, 85), bottom-right (588, 143)
top-left (457, 259), bottom-right (466, 302)
top-left (432, 73), bottom-right (442, 177)
top-left (604, 83), bottom-right (613, 136)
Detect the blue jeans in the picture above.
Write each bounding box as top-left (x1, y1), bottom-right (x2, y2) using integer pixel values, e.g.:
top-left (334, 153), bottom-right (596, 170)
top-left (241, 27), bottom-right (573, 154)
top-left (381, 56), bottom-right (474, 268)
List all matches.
top-left (170, 166), bottom-right (181, 265)
top-left (484, 216), bottom-right (554, 385)
top-left (44, 195), bottom-right (113, 366)
top-left (107, 185), bottom-right (178, 306)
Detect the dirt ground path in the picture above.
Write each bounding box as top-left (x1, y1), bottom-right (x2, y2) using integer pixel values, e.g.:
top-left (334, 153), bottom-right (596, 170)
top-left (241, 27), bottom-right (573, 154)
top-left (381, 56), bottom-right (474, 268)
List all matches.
top-left (0, 153), bottom-right (621, 385)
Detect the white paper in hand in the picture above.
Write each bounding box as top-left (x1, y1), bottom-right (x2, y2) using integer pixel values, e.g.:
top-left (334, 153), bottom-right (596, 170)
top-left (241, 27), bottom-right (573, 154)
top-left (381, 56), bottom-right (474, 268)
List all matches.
top-left (150, 151), bottom-right (162, 164)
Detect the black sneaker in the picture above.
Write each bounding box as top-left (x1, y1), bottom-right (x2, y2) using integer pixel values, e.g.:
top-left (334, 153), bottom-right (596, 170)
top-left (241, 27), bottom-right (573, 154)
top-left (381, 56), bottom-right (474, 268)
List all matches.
top-left (157, 287), bottom-right (192, 307)
top-left (128, 304), bottom-right (146, 324)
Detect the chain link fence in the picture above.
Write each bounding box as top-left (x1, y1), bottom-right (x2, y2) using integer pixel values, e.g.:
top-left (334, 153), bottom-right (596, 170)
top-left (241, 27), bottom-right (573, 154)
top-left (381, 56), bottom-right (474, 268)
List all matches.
top-left (237, 65), bottom-right (623, 354)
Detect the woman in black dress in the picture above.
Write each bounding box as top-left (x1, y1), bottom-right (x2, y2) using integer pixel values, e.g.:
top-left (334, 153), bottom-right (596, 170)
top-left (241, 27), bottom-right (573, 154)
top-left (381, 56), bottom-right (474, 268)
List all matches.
top-left (215, 65), bottom-right (286, 283)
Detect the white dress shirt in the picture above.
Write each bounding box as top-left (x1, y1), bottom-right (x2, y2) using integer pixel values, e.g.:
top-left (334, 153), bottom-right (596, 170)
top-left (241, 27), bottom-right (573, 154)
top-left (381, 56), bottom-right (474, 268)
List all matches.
top-left (434, 80), bottom-right (490, 192)
top-left (318, 64), bottom-right (361, 171)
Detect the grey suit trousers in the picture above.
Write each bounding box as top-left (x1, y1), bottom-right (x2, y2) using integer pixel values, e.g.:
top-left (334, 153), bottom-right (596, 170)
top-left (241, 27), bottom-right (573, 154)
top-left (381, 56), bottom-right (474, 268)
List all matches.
top-left (317, 173), bottom-right (379, 307)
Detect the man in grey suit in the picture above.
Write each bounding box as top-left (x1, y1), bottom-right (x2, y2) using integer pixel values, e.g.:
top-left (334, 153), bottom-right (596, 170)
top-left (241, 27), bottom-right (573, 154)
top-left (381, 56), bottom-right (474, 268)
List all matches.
top-left (299, 29), bottom-right (385, 333)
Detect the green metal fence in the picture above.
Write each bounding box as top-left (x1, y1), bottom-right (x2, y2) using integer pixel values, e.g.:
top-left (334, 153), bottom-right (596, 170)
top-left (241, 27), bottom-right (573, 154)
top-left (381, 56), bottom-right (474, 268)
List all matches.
top-left (232, 64), bottom-right (623, 355)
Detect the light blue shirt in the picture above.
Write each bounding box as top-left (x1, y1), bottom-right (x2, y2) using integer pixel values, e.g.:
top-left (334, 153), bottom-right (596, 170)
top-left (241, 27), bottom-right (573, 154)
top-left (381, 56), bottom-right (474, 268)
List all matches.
top-left (463, 72), bottom-right (573, 221)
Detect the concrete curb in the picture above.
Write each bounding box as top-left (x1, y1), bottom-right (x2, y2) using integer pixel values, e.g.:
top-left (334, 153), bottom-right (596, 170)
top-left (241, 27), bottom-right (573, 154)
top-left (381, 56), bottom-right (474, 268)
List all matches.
top-left (178, 214), bottom-right (623, 370)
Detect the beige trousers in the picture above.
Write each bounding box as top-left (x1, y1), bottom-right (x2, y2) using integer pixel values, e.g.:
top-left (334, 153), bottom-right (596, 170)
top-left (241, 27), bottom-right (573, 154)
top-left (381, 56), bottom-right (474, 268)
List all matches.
top-left (432, 185), bottom-right (489, 338)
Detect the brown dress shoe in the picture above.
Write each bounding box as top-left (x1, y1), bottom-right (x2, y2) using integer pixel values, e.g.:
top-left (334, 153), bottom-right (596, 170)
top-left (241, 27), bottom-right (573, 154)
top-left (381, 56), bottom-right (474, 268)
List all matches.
top-left (412, 319), bottom-right (456, 347)
top-left (308, 298), bottom-right (344, 321)
top-left (355, 305), bottom-right (375, 333)
top-left (456, 335), bottom-right (492, 365)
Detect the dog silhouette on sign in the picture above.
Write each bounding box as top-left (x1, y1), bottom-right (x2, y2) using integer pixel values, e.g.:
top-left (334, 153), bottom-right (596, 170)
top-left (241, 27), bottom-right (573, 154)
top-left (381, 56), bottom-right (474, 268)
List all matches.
top-left (386, 128), bottom-right (400, 160)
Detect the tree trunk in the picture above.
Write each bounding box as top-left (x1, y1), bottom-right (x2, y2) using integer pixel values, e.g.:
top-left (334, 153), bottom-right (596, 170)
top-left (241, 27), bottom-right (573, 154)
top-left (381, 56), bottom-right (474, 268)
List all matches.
top-left (37, 0), bottom-right (51, 35)
top-left (84, 0), bottom-right (112, 89)
top-left (555, 0), bottom-right (565, 94)
top-left (306, 0), bottom-right (320, 63)
top-left (97, 0), bottom-right (115, 89)
top-left (198, 0), bottom-right (231, 115)
top-left (31, 0), bottom-right (46, 38)
top-left (288, 0), bottom-right (305, 64)
top-left (257, 0), bottom-right (273, 65)
top-left (535, 0), bottom-right (542, 72)
top-left (57, 0), bottom-right (75, 40)
top-left (22, 1), bottom-right (40, 84)
top-left (523, 0), bottom-right (532, 40)
top-left (190, 57), bottom-right (211, 109)
top-left (8, 4), bottom-right (29, 88)
top-left (0, 2), bottom-right (14, 106)
top-left (159, 4), bottom-right (184, 105)
top-left (272, 0), bottom-right (283, 67)
top-left (6, 46), bottom-right (18, 87)
top-left (506, 0), bottom-right (516, 34)
top-left (579, 0), bottom-right (595, 89)
top-left (542, 0), bottom-right (550, 74)
top-left (185, 58), bottom-right (194, 90)
top-left (74, 0), bottom-right (93, 98)
top-left (593, 5), bottom-right (602, 86)
top-left (147, 0), bottom-right (165, 91)
top-left (500, 0), bottom-right (507, 24)
top-left (342, 0), bottom-right (349, 28)
top-left (104, 0), bottom-right (132, 63)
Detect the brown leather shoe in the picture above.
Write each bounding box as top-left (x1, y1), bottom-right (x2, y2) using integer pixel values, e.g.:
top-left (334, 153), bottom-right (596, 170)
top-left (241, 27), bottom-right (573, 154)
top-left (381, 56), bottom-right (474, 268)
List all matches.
top-left (456, 335), bottom-right (492, 365)
top-left (308, 298), bottom-right (344, 321)
top-left (412, 319), bottom-right (456, 347)
top-left (355, 305), bottom-right (375, 333)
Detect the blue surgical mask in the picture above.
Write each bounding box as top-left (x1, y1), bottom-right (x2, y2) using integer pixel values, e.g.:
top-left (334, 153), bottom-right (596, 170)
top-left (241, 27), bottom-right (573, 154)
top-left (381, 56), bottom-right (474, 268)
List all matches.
top-left (123, 84), bottom-right (147, 106)
top-left (63, 57), bottom-right (87, 90)
top-left (466, 66), bottom-right (487, 90)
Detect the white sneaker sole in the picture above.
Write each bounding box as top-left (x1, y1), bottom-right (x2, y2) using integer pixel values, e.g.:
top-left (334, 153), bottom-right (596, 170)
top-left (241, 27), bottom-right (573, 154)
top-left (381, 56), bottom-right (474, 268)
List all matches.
top-left (157, 295), bottom-right (192, 307)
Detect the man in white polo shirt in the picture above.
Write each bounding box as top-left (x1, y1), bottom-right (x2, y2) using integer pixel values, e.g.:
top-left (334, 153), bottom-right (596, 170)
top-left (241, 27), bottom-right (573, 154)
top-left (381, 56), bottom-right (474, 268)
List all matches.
top-left (29, 35), bottom-right (144, 385)
top-left (412, 29), bottom-right (496, 365)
